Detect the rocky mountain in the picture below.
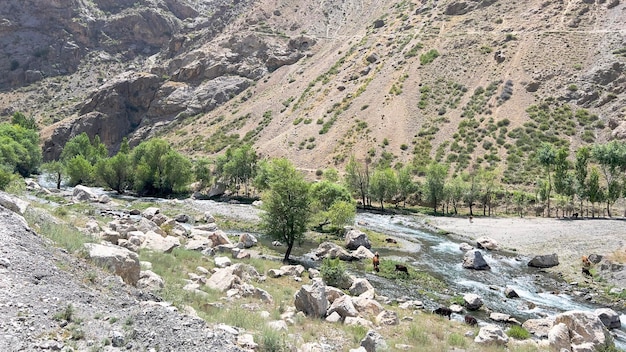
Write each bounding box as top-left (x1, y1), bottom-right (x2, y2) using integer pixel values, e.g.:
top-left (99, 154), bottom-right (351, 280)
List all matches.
top-left (0, 0), bottom-right (625, 179)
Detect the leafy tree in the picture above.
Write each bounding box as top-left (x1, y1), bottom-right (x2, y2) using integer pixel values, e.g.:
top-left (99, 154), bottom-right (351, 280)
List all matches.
top-left (592, 141), bottom-right (626, 217)
top-left (369, 167), bottom-right (397, 211)
top-left (462, 170), bottom-right (480, 216)
top-left (131, 138), bottom-right (192, 196)
top-left (446, 175), bottom-right (466, 215)
top-left (396, 165), bottom-right (416, 207)
top-left (512, 190), bottom-right (530, 217)
top-left (537, 143), bottom-right (556, 217)
top-left (0, 123), bottom-right (42, 177)
top-left (553, 147), bottom-right (575, 215)
top-left (574, 146), bottom-right (591, 214)
top-left (326, 201), bottom-right (356, 229)
top-left (95, 147), bottom-right (132, 194)
top-left (253, 159), bottom-right (272, 192)
top-left (11, 111), bottom-right (38, 130)
top-left (344, 155), bottom-right (370, 207)
top-left (65, 155), bottom-right (94, 186)
top-left (310, 180), bottom-right (354, 231)
top-left (477, 168), bottom-right (497, 216)
top-left (215, 144), bottom-right (257, 196)
top-left (587, 167), bottom-right (603, 218)
top-left (260, 158), bottom-right (311, 262)
top-left (0, 164), bottom-right (14, 190)
top-left (60, 133), bottom-right (107, 165)
top-left (193, 158), bottom-right (212, 190)
top-left (323, 168), bottom-right (340, 183)
top-left (423, 162), bottom-right (448, 214)
top-left (40, 161), bottom-right (65, 189)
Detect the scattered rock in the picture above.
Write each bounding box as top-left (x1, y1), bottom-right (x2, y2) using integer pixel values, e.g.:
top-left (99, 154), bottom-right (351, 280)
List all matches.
top-left (376, 310), bottom-right (399, 325)
top-left (137, 270), bottom-right (164, 292)
top-left (351, 245), bottom-right (375, 259)
top-left (345, 228), bottom-right (372, 250)
top-left (142, 207), bottom-right (161, 219)
top-left (214, 256), bottom-right (232, 268)
top-left (294, 278), bottom-right (329, 318)
top-left (349, 278), bottom-right (374, 296)
top-left (594, 308), bottom-right (621, 329)
top-left (239, 233), bottom-right (257, 248)
top-left (327, 295), bottom-right (359, 319)
top-left (360, 330), bottom-right (388, 352)
top-left (72, 185), bottom-right (98, 202)
top-left (459, 242), bottom-right (473, 251)
top-left (84, 243), bottom-right (140, 285)
top-left (463, 293), bottom-right (483, 310)
top-left (475, 324), bottom-right (509, 345)
top-left (523, 317), bottom-right (555, 338)
top-left (140, 231), bottom-right (180, 253)
top-left (315, 241), bottom-right (354, 261)
top-left (504, 287), bottom-right (519, 298)
top-left (476, 237), bottom-right (498, 250)
top-left (550, 310), bottom-right (614, 351)
top-left (463, 249), bottom-right (490, 270)
top-left (528, 253), bottom-right (559, 268)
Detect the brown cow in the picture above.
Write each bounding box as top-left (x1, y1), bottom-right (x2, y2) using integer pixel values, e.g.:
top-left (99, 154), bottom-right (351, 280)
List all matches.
top-left (464, 315), bottom-right (478, 326)
top-left (372, 252), bottom-right (380, 272)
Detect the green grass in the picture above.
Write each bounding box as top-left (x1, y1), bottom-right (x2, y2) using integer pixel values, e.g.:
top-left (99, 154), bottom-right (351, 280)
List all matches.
top-left (420, 49), bottom-right (440, 65)
top-left (506, 325), bottom-right (531, 339)
top-left (25, 210), bottom-right (95, 254)
top-left (257, 326), bottom-right (289, 352)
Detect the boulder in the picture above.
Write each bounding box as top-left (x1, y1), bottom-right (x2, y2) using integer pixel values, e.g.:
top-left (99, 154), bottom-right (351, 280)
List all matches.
top-left (151, 213), bottom-right (169, 226)
top-left (72, 185), bottom-right (98, 202)
top-left (294, 278), bottom-right (329, 318)
top-left (475, 324), bottom-right (509, 345)
top-left (345, 317), bottom-right (375, 329)
top-left (399, 300), bottom-right (424, 310)
top-left (376, 310), bottom-right (399, 326)
top-left (463, 293), bottom-right (483, 310)
top-left (352, 297), bottom-right (384, 316)
top-left (490, 312), bottom-right (511, 323)
top-left (174, 214), bottom-right (190, 223)
top-left (345, 228), bottom-right (371, 250)
top-left (327, 295), bottom-right (358, 319)
top-left (315, 242), bottom-right (354, 261)
top-left (459, 242), bottom-right (473, 251)
top-left (476, 237), bottom-right (498, 250)
top-left (136, 217), bottom-right (166, 236)
top-left (325, 286), bottom-right (346, 303)
top-left (267, 268), bottom-right (284, 278)
top-left (352, 246), bottom-right (375, 260)
top-left (550, 310), bottom-right (614, 351)
top-left (360, 330), bottom-right (388, 352)
top-left (528, 253), bottom-right (559, 268)
top-left (504, 287), bottom-right (519, 298)
top-left (594, 308), bottom-right (621, 329)
top-left (140, 231), bottom-right (180, 253)
top-left (84, 243), bottom-right (140, 285)
top-left (209, 230), bottom-right (232, 246)
top-left (0, 192), bottom-right (29, 215)
top-left (204, 211), bottom-right (216, 223)
top-left (100, 228), bottom-right (122, 245)
top-left (281, 265), bottom-right (305, 277)
top-left (349, 278), bottom-right (374, 296)
top-left (214, 256), bottom-right (232, 268)
top-left (239, 233), bottom-right (257, 248)
top-left (326, 312), bottom-right (342, 323)
top-left (206, 263), bottom-right (259, 292)
top-left (523, 317), bottom-right (555, 338)
top-left (161, 219), bottom-right (188, 237)
top-left (142, 207), bottom-right (160, 219)
top-left (184, 236), bottom-right (213, 251)
top-left (463, 249), bottom-right (490, 270)
top-left (137, 270), bottom-right (164, 292)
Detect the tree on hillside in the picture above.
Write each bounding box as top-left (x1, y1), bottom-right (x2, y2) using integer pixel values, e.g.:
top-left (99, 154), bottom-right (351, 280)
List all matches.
top-left (537, 143), bottom-right (556, 217)
top-left (592, 141), bottom-right (626, 217)
top-left (423, 162), bottom-right (448, 215)
top-left (396, 165), bottom-right (417, 208)
top-left (193, 158), bottom-right (213, 190)
top-left (131, 138), bottom-right (192, 196)
top-left (553, 147), bottom-right (574, 216)
top-left (344, 155), bottom-right (370, 207)
top-left (369, 167), bottom-right (397, 211)
top-left (11, 111), bottom-right (38, 131)
top-left (574, 146), bottom-right (591, 215)
top-left (260, 158), bottom-right (311, 262)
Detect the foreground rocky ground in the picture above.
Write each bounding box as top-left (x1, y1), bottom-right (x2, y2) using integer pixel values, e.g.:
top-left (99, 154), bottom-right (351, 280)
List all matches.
top-left (1, 184), bottom-right (625, 351)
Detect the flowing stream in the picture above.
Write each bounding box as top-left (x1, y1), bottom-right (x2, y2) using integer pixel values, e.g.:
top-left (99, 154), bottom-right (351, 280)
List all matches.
top-left (353, 212), bottom-right (626, 349)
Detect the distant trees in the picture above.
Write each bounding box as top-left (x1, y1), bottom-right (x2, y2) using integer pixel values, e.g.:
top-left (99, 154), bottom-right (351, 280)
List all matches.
top-left (369, 167), bottom-right (397, 211)
top-left (131, 138), bottom-right (192, 196)
top-left (423, 162), bottom-right (448, 214)
top-left (0, 116), bottom-right (42, 178)
top-left (214, 144), bottom-right (257, 196)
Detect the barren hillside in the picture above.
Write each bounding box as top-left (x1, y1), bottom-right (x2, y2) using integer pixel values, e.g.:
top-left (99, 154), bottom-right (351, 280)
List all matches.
top-left (0, 0), bottom-right (624, 180)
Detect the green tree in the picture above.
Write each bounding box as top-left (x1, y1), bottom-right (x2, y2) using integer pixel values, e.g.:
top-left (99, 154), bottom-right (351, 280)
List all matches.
top-left (446, 175), bottom-right (467, 215)
top-left (553, 147), bottom-right (575, 216)
top-left (310, 180), bottom-right (354, 231)
top-left (0, 164), bottom-right (14, 190)
top-left (369, 167), bottom-right (397, 211)
top-left (587, 167), bottom-right (603, 218)
top-left (574, 146), bottom-right (591, 214)
top-left (65, 155), bottom-right (94, 186)
top-left (326, 201), bottom-right (356, 229)
top-left (396, 165), bottom-right (416, 208)
top-left (95, 141), bottom-right (132, 194)
top-left (344, 155), bottom-right (370, 207)
top-left (537, 143), bottom-right (556, 217)
top-left (592, 141), bottom-right (626, 217)
top-left (132, 138), bottom-right (192, 196)
top-left (260, 158), bottom-right (311, 262)
top-left (11, 111), bottom-right (38, 130)
top-left (215, 144), bottom-right (257, 196)
top-left (423, 162), bottom-right (448, 214)
top-left (512, 190), bottom-right (529, 217)
top-left (40, 161), bottom-right (65, 189)
top-left (477, 168), bottom-right (497, 216)
top-left (193, 158), bottom-right (212, 190)
top-left (60, 133), bottom-right (107, 165)
top-left (462, 171), bottom-right (480, 216)
top-left (0, 123), bottom-right (42, 177)
top-left (323, 168), bottom-right (340, 183)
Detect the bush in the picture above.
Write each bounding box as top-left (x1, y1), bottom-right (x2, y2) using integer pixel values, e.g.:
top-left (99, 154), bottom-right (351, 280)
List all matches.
top-left (320, 258), bottom-right (348, 287)
top-left (257, 327), bottom-right (288, 352)
top-left (506, 325), bottom-right (531, 339)
top-left (420, 49), bottom-right (440, 65)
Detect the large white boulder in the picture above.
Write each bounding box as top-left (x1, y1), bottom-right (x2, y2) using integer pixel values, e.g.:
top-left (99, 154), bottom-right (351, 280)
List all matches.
top-left (476, 236), bottom-right (498, 250)
top-left (239, 233), bottom-right (257, 248)
top-left (137, 270), bottom-right (164, 292)
top-left (327, 295), bottom-right (358, 319)
top-left (549, 310), bottom-right (614, 351)
top-left (594, 308), bottom-right (621, 329)
top-left (84, 243), bottom-right (140, 285)
top-left (345, 228), bottom-right (371, 250)
top-left (463, 249), bottom-right (490, 270)
top-left (475, 324), bottom-right (509, 345)
top-left (0, 191), bottom-right (29, 215)
top-left (294, 278), bottom-right (329, 318)
top-left (463, 293), bottom-right (483, 310)
top-left (140, 230), bottom-right (180, 253)
top-left (360, 330), bottom-right (387, 352)
top-left (72, 185), bottom-right (98, 202)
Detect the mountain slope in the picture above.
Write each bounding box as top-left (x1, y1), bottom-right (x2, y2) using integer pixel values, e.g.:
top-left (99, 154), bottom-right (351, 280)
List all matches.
top-left (0, 0), bottom-right (624, 181)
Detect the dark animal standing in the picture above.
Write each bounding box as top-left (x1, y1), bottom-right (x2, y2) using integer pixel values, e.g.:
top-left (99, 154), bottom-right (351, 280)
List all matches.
top-left (372, 252), bottom-right (380, 272)
top-left (572, 212), bottom-right (579, 219)
top-left (394, 264), bottom-right (409, 275)
top-left (433, 307), bottom-right (452, 320)
top-left (464, 315), bottom-right (478, 326)
top-left (385, 238), bottom-right (398, 244)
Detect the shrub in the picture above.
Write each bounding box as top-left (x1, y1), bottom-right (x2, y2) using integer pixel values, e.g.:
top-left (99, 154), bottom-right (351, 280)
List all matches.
top-left (506, 325), bottom-right (531, 339)
top-left (320, 258), bottom-right (348, 287)
top-left (420, 49), bottom-right (439, 65)
top-left (54, 304), bottom-right (75, 322)
top-left (257, 327), bottom-right (288, 352)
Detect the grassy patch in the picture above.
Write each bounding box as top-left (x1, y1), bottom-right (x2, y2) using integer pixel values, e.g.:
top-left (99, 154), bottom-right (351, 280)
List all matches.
top-left (25, 210), bottom-right (95, 254)
top-left (506, 325), bottom-right (531, 339)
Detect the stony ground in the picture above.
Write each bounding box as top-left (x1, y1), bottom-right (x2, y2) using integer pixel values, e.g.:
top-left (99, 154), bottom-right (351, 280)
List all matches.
top-left (0, 204), bottom-right (246, 352)
top-left (425, 214), bottom-right (626, 286)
